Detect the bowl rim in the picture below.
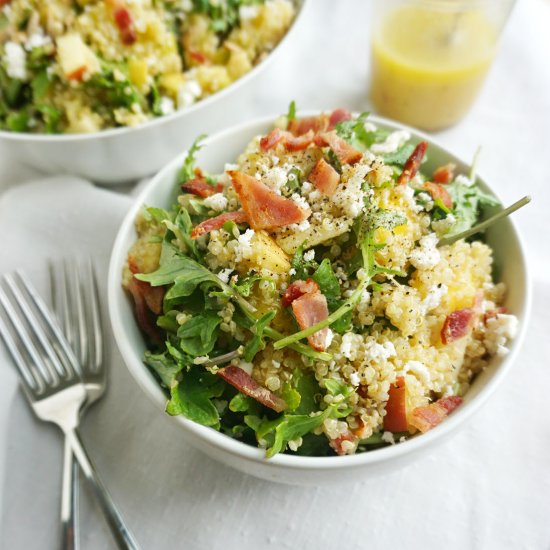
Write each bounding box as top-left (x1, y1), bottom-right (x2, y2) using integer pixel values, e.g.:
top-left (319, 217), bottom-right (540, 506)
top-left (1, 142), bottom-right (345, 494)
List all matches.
top-left (108, 111), bottom-right (532, 471)
top-left (0, 0), bottom-right (307, 143)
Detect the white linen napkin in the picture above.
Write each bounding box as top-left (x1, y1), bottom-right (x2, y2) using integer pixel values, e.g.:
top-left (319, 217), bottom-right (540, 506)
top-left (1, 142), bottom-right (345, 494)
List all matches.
top-left (0, 177), bottom-right (549, 550)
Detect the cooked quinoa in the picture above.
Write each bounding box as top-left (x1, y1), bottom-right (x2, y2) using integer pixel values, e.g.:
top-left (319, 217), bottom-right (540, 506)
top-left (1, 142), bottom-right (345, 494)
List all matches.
top-left (0, 0), bottom-right (295, 133)
top-left (123, 109), bottom-right (518, 457)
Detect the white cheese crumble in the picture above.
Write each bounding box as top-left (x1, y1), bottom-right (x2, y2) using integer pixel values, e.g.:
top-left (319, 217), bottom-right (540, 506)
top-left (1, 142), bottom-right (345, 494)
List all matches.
top-left (455, 174), bottom-right (473, 187)
top-left (484, 314), bottom-right (519, 357)
top-left (303, 249), bottom-right (315, 262)
top-left (235, 228), bottom-right (255, 261)
top-left (324, 329), bottom-right (334, 349)
top-left (287, 437), bottom-right (303, 452)
top-left (405, 361), bottom-right (431, 385)
top-left (410, 233), bottom-right (441, 270)
top-left (203, 192), bottom-right (228, 212)
top-left (349, 372), bottom-right (361, 386)
top-left (4, 42), bottom-right (27, 80)
top-left (340, 332), bottom-right (362, 360)
top-left (216, 268), bottom-right (233, 284)
top-left (159, 96), bottom-right (175, 116)
top-left (238, 361), bottom-right (254, 375)
top-left (178, 79), bottom-right (202, 108)
top-left (371, 130), bottom-right (411, 155)
top-left (291, 193), bottom-right (310, 211)
top-left (332, 163), bottom-right (371, 218)
top-left (239, 4), bottom-right (260, 20)
top-left (432, 213), bottom-right (456, 235)
top-left (364, 340), bottom-right (396, 362)
top-left (262, 166), bottom-right (287, 194)
top-left (422, 284), bottom-right (448, 312)
top-left (381, 431), bottom-right (396, 445)
top-left (25, 30), bottom-right (52, 51)
top-left (416, 192), bottom-right (434, 212)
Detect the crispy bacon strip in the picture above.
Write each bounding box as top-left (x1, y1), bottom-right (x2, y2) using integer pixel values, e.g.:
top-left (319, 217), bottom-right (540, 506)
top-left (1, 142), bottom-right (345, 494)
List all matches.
top-left (397, 141), bottom-right (428, 185)
top-left (217, 366), bottom-right (287, 412)
top-left (127, 278), bottom-right (164, 345)
top-left (410, 396), bottom-right (463, 433)
top-left (432, 163), bottom-right (456, 184)
top-left (259, 128), bottom-right (287, 152)
top-left (288, 114), bottom-right (329, 136)
top-left (285, 130), bottom-right (315, 152)
top-left (441, 308), bottom-right (475, 344)
top-left (292, 290), bottom-right (330, 352)
top-left (229, 170), bottom-right (310, 230)
top-left (113, 6), bottom-right (137, 45)
top-left (384, 376), bottom-right (408, 432)
top-left (282, 279), bottom-right (319, 308)
top-left (191, 210), bottom-right (248, 239)
top-left (181, 170), bottom-right (223, 197)
top-left (424, 181), bottom-right (453, 209)
top-left (315, 132), bottom-right (362, 165)
top-left (309, 157), bottom-right (340, 196)
top-left (188, 49), bottom-right (209, 64)
top-left (328, 108), bottom-right (352, 129)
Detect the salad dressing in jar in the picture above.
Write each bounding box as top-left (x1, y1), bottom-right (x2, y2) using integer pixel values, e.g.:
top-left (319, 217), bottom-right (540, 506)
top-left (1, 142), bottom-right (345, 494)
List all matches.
top-left (369, 0), bottom-right (515, 131)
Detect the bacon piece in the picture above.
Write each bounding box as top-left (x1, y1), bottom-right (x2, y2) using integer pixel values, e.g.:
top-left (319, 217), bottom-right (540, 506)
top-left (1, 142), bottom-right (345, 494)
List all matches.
top-left (410, 396), bottom-right (463, 433)
top-left (191, 210), bottom-right (248, 239)
top-left (315, 132), bottom-right (363, 165)
top-left (127, 277), bottom-right (164, 345)
top-left (113, 6), bottom-right (137, 45)
top-left (309, 157), bottom-right (340, 196)
top-left (282, 279), bottom-right (319, 308)
top-left (424, 181), bottom-right (453, 209)
top-left (217, 366), bottom-right (287, 413)
top-left (127, 257), bottom-right (165, 314)
top-left (288, 114), bottom-right (329, 136)
top-left (259, 128), bottom-right (287, 151)
top-left (188, 49), bottom-right (208, 64)
top-left (328, 108), bottom-right (353, 129)
top-left (397, 141), bottom-right (428, 185)
top-left (284, 130), bottom-right (315, 152)
top-left (181, 169), bottom-right (223, 197)
top-left (441, 308), bottom-right (475, 344)
top-left (67, 66), bottom-right (86, 82)
top-left (291, 290), bottom-right (330, 351)
top-left (432, 163), bottom-right (456, 184)
top-left (229, 170), bottom-right (310, 230)
top-left (384, 376), bottom-right (408, 432)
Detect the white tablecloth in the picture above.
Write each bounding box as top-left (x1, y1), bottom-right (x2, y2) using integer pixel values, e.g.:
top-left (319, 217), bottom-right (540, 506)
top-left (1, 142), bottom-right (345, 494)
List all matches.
top-left (1, 1), bottom-right (549, 548)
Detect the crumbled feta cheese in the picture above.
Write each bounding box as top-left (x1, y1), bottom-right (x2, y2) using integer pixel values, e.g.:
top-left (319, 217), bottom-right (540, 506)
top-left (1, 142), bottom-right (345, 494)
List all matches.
top-left (405, 361), bottom-right (431, 385)
top-left (178, 79), bottom-right (202, 108)
top-left (364, 340), bottom-right (396, 362)
top-left (381, 431), bottom-right (396, 444)
top-left (203, 192), bottom-right (228, 212)
top-left (371, 130), bottom-right (411, 154)
top-left (238, 361), bottom-right (254, 375)
top-left (239, 4), bottom-right (260, 20)
top-left (262, 166), bottom-right (287, 194)
top-left (216, 268), bottom-right (233, 284)
top-left (349, 372), bottom-right (361, 386)
top-left (422, 284), bottom-right (448, 312)
top-left (455, 174), bottom-right (473, 187)
top-left (287, 437), bottom-right (303, 452)
top-left (303, 249), bottom-right (315, 262)
top-left (410, 233), bottom-right (441, 270)
top-left (484, 314), bottom-right (518, 357)
top-left (324, 329), bottom-right (334, 349)
top-left (235, 228), bottom-right (255, 261)
top-left (332, 163), bottom-right (371, 218)
top-left (224, 163), bottom-right (239, 172)
top-left (25, 30), bottom-right (52, 51)
top-left (3, 42), bottom-right (27, 80)
top-left (416, 192), bottom-right (434, 212)
top-left (289, 268), bottom-right (296, 276)
top-left (432, 213), bottom-right (456, 236)
top-left (291, 193), bottom-right (310, 211)
top-left (340, 332), bottom-right (362, 360)
top-left (159, 96), bottom-right (175, 116)
top-left (364, 121), bottom-right (377, 133)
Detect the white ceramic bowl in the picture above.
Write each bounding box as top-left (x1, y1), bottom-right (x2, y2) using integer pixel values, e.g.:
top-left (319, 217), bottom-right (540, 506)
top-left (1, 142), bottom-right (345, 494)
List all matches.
top-left (108, 113), bottom-right (531, 485)
top-left (0, 1), bottom-right (307, 185)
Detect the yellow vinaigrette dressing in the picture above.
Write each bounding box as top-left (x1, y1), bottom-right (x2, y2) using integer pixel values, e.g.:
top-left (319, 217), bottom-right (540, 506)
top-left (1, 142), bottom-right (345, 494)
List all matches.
top-left (370, 5), bottom-right (498, 130)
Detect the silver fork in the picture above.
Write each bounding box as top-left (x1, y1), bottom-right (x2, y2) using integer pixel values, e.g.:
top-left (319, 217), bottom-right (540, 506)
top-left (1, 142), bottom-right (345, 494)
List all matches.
top-left (51, 259), bottom-right (105, 550)
top-left (0, 271), bottom-right (139, 550)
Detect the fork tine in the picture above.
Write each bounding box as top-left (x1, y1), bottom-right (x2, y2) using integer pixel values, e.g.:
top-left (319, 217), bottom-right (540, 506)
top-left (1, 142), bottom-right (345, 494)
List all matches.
top-left (0, 299), bottom-right (41, 394)
top-left (67, 259), bottom-right (88, 367)
top-left (0, 280), bottom-right (56, 388)
top-left (4, 274), bottom-right (67, 381)
top-left (83, 258), bottom-right (103, 372)
top-left (51, 260), bottom-right (73, 350)
top-left (14, 271), bottom-right (82, 380)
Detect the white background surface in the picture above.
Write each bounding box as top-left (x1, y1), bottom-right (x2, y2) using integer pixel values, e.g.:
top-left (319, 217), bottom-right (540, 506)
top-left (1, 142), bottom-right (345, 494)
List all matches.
top-left (1, 0), bottom-right (549, 548)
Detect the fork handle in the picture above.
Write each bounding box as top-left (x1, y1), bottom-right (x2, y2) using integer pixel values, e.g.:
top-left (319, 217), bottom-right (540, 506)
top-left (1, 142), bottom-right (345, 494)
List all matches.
top-left (61, 437), bottom-right (79, 550)
top-left (65, 428), bottom-right (140, 550)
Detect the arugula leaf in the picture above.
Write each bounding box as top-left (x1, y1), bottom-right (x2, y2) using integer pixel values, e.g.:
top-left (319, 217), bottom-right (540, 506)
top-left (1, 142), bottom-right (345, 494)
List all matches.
top-left (87, 63), bottom-right (141, 109)
top-left (31, 69), bottom-right (50, 100)
top-left (335, 111), bottom-right (377, 151)
top-left (290, 242), bottom-right (317, 281)
top-left (382, 143), bottom-right (416, 166)
top-left (36, 104), bottom-right (61, 133)
top-left (231, 274), bottom-right (263, 297)
top-left (324, 378), bottom-right (353, 398)
top-left (229, 393), bottom-right (256, 413)
top-left (177, 312), bottom-right (222, 356)
top-left (144, 350), bottom-right (182, 387)
top-left (312, 258), bottom-right (341, 302)
top-left (446, 180), bottom-right (499, 237)
top-left (166, 367), bottom-right (225, 428)
top-left (286, 100), bottom-right (296, 121)
top-left (177, 134), bottom-right (206, 184)
top-left (243, 310), bottom-right (276, 362)
top-left (5, 110), bottom-right (29, 132)
top-left (292, 369), bottom-right (320, 414)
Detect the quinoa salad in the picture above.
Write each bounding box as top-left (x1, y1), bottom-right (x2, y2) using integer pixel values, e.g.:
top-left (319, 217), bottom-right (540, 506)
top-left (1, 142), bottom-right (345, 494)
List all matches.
top-left (123, 108), bottom-right (519, 457)
top-left (0, 0), bottom-right (295, 133)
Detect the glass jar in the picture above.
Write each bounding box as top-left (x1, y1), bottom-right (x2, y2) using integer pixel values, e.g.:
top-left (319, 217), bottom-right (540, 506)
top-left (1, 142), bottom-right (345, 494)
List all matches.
top-left (369, 0), bottom-right (516, 131)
